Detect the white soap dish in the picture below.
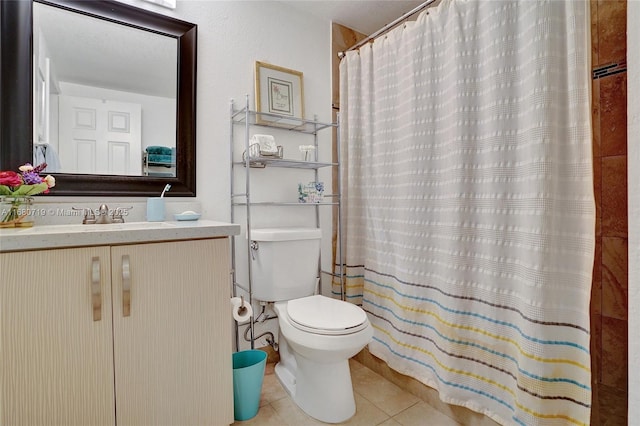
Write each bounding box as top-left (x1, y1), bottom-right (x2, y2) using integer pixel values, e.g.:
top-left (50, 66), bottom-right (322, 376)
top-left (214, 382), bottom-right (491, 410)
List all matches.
top-left (174, 211), bottom-right (201, 221)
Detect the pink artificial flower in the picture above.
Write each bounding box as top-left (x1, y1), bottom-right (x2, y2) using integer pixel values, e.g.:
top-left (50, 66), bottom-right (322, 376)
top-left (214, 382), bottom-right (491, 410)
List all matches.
top-left (0, 171), bottom-right (23, 187)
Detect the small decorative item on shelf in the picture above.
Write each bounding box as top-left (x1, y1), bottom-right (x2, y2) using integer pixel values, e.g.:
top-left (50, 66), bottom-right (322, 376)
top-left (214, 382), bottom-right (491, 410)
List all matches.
top-left (0, 162), bottom-right (56, 228)
top-left (242, 143), bottom-right (284, 160)
top-left (251, 134), bottom-right (278, 155)
top-left (299, 145), bottom-right (316, 161)
top-left (242, 143), bottom-right (284, 168)
top-left (298, 181), bottom-right (324, 203)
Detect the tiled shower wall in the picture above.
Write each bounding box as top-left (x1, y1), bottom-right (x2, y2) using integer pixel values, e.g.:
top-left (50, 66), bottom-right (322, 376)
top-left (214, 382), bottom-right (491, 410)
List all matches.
top-left (590, 1), bottom-right (628, 425)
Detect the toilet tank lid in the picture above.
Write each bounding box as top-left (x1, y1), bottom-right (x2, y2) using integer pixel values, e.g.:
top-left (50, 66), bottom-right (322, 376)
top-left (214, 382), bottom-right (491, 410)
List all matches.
top-left (249, 227), bottom-right (321, 241)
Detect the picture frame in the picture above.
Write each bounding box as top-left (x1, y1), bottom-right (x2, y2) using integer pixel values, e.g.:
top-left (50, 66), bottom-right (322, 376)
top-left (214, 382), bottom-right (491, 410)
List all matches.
top-left (255, 61), bottom-right (304, 126)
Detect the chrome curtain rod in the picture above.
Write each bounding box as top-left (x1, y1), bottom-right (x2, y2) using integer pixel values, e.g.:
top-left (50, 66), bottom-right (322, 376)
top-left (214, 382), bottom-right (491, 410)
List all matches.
top-left (338, 0), bottom-right (438, 58)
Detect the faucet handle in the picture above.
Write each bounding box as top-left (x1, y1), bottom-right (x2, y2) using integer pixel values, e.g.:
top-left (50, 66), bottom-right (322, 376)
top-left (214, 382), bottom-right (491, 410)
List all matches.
top-left (111, 206), bottom-right (132, 223)
top-left (72, 207), bottom-right (96, 224)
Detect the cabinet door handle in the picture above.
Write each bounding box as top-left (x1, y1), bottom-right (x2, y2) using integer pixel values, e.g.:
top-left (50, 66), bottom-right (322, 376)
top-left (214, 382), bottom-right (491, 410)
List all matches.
top-left (122, 255), bottom-right (131, 317)
top-left (91, 257), bottom-right (102, 321)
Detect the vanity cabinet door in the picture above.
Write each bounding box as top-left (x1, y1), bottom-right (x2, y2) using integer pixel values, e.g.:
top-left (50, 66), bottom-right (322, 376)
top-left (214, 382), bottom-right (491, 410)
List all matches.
top-left (0, 247), bottom-right (116, 426)
top-left (110, 238), bottom-right (233, 426)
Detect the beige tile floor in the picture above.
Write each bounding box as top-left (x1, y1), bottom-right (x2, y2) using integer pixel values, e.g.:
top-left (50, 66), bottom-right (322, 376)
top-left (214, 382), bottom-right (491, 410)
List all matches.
top-left (233, 359), bottom-right (462, 426)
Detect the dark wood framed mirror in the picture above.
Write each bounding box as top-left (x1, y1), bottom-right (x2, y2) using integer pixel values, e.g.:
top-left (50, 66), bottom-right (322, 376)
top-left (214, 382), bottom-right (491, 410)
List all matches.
top-left (0, 0), bottom-right (197, 196)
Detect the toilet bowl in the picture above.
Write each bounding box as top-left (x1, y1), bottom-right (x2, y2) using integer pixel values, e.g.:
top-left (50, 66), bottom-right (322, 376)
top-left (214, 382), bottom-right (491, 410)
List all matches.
top-left (273, 295), bottom-right (373, 423)
top-left (248, 228), bottom-right (373, 423)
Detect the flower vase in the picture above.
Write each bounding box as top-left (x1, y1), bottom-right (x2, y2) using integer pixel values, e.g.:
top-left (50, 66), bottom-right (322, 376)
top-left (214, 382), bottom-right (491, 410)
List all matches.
top-left (0, 196), bottom-right (34, 228)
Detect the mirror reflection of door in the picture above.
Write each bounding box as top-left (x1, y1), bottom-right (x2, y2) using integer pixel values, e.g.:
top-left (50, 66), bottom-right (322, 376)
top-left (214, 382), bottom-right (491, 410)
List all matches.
top-left (58, 96), bottom-right (142, 175)
top-left (32, 1), bottom-right (177, 177)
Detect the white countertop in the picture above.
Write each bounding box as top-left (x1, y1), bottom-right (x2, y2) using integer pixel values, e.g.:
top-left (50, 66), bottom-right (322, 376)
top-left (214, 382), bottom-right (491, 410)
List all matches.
top-left (0, 220), bottom-right (240, 253)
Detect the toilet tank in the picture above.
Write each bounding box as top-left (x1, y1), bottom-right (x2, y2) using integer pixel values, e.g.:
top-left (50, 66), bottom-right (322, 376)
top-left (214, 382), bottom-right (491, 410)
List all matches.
top-left (249, 227), bottom-right (321, 302)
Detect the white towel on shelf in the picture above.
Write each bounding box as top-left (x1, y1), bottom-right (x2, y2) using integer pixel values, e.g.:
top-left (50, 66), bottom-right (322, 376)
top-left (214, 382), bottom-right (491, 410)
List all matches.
top-left (250, 134), bottom-right (277, 154)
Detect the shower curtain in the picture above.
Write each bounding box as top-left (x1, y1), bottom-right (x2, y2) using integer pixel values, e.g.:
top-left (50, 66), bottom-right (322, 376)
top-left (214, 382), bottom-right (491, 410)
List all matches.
top-left (336, 1), bottom-right (594, 425)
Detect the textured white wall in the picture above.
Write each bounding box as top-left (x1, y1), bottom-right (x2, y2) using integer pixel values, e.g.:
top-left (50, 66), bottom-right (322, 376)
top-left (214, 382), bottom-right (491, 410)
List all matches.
top-left (628, 1), bottom-right (639, 420)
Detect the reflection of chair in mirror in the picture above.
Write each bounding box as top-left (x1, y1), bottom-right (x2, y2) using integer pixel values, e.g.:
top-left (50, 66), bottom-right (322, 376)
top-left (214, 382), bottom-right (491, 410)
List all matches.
top-left (143, 146), bottom-right (176, 177)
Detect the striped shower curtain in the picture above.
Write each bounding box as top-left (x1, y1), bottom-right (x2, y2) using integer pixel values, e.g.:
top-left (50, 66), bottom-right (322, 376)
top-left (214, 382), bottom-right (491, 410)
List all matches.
top-left (336, 1), bottom-right (594, 425)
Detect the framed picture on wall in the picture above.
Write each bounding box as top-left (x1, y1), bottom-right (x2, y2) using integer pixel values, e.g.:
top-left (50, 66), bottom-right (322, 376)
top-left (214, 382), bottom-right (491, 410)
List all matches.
top-left (255, 61), bottom-right (304, 126)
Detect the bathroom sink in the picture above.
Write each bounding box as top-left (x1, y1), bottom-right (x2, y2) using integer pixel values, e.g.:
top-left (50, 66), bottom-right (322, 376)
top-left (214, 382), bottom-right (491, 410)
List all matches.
top-left (34, 221), bottom-right (177, 234)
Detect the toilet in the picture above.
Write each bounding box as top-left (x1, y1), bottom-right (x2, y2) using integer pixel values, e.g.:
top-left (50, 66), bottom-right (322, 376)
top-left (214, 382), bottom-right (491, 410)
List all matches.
top-left (249, 227), bottom-right (373, 423)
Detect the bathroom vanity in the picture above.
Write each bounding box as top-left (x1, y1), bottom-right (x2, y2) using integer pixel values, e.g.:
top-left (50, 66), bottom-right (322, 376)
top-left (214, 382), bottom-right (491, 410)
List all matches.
top-left (0, 220), bottom-right (240, 426)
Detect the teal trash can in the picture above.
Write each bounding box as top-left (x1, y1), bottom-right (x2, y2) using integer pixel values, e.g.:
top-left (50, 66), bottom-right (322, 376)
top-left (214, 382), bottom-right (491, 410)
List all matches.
top-left (232, 349), bottom-right (267, 421)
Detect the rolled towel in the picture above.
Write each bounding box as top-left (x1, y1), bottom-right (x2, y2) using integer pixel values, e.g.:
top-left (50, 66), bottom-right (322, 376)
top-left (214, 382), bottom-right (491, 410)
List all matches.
top-left (146, 145), bottom-right (173, 155)
top-left (250, 134), bottom-right (277, 154)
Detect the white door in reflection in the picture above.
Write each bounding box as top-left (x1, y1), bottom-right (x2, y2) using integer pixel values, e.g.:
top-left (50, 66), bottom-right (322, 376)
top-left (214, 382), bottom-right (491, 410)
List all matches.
top-left (59, 95), bottom-right (142, 175)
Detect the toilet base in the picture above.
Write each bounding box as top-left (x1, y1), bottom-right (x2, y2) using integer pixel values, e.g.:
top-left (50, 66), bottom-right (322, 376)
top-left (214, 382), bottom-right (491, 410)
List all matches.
top-left (274, 362), bottom-right (296, 397)
top-left (275, 353), bottom-right (356, 424)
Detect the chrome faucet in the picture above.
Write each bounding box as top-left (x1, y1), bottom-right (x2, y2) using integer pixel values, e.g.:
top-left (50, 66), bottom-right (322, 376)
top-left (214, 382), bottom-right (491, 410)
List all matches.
top-left (95, 204), bottom-right (110, 224)
top-left (73, 205), bottom-right (131, 224)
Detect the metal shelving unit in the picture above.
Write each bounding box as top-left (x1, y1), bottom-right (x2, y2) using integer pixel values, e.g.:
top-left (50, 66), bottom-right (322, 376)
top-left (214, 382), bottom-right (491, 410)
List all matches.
top-left (230, 96), bottom-right (344, 349)
top-left (232, 158), bottom-right (336, 169)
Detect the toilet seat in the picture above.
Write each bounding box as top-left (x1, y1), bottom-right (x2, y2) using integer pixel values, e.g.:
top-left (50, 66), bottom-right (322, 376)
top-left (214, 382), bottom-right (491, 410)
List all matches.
top-left (286, 295), bottom-right (368, 335)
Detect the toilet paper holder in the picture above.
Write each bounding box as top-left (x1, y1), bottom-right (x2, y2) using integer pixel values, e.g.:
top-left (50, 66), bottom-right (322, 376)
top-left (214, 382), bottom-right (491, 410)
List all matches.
top-left (238, 296), bottom-right (248, 316)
